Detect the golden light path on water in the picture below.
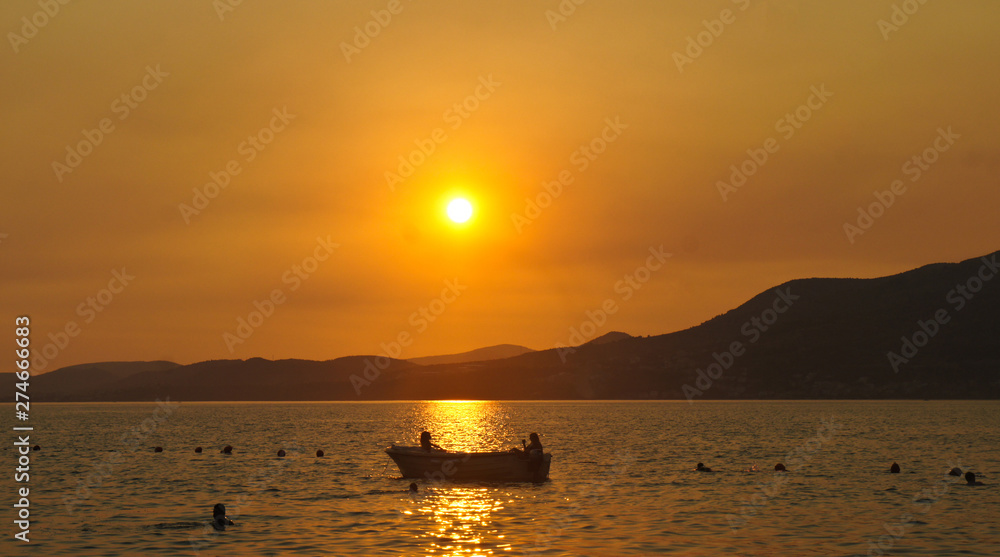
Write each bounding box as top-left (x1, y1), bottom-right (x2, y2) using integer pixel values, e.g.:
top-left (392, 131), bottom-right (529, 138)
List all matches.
top-left (404, 401), bottom-right (520, 555)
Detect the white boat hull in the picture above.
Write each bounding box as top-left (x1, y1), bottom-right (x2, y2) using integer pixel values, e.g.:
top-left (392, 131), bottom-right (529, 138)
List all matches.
top-left (385, 445), bottom-right (551, 483)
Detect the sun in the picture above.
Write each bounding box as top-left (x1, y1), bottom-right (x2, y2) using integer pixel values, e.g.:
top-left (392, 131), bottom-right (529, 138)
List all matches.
top-left (446, 198), bottom-right (474, 224)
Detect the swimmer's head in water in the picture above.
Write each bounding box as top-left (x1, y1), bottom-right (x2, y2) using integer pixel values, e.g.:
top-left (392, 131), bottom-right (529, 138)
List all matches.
top-left (774, 463), bottom-right (786, 471)
top-left (965, 471), bottom-right (977, 484)
top-left (890, 462), bottom-right (900, 473)
top-left (409, 483), bottom-right (418, 493)
top-left (949, 467), bottom-right (962, 476)
top-left (212, 503), bottom-right (235, 531)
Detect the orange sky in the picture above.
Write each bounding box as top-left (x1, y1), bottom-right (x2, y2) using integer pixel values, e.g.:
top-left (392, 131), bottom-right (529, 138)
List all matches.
top-left (3, 1), bottom-right (998, 372)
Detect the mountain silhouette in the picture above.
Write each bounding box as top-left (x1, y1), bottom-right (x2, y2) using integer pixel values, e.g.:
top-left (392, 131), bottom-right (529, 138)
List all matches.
top-left (15, 250), bottom-right (999, 401)
top-left (406, 344), bottom-right (535, 366)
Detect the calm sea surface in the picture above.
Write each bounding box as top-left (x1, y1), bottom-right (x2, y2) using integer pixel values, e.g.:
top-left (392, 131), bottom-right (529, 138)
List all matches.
top-left (3, 401), bottom-right (998, 556)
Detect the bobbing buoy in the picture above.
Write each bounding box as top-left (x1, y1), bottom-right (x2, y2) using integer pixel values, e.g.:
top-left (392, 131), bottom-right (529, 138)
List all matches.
top-left (32, 445), bottom-right (40, 451)
top-left (154, 446), bottom-right (163, 453)
top-left (277, 449), bottom-right (286, 457)
top-left (316, 449), bottom-right (324, 457)
top-left (195, 447), bottom-right (203, 453)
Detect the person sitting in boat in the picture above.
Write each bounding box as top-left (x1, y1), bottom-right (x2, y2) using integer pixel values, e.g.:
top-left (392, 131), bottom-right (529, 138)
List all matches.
top-left (511, 432), bottom-right (543, 456)
top-left (420, 431), bottom-right (443, 451)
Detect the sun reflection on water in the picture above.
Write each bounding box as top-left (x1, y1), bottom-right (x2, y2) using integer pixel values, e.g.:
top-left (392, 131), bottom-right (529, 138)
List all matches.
top-left (403, 401), bottom-right (522, 555)
top-left (412, 487), bottom-right (511, 555)
top-left (414, 400), bottom-right (516, 453)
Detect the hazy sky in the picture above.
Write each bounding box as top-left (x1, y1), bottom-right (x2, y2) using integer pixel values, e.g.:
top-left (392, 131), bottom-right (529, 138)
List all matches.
top-left (3, 0), bottom-right (998, 372)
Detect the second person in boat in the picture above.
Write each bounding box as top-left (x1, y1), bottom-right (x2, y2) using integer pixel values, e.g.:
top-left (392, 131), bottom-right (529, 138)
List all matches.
top-left (420, 431), bottom-right (444, 451)
top-left (512, 432), bottom-right (543, 455)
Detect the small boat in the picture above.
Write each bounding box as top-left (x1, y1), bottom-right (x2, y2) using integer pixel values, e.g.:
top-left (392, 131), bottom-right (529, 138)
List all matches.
top-left (385, 445), bottom-right (552, 483)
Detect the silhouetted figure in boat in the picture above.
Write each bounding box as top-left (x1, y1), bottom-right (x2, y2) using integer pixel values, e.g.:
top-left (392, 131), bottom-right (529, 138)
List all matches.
top-left (510, 432), bottom-right (543, 455)
top-left (965, 472), bottom-right (984, 486)
top-left (774, 463), bottom-right (786, 472)
top-left (890, 462), bottom-right (900, 473)
top-left (420, 431), bottom-right (443, 451)
top-left (949, 467), bottom-right (962, 476)
top-left (212, 503), bottom-right (235, 531)
top-left (524, 433), bottom-right (543, 454)
top-left (510, 433), bottom-right (545, 480)
top-left (695, 462), bottom-right (712, 472)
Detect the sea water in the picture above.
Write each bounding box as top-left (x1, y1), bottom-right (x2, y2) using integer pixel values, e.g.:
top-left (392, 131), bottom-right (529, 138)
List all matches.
top-left (2, 400), bottom-right (998, 556)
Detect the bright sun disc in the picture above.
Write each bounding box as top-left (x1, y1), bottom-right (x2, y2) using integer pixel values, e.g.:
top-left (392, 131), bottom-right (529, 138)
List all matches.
top-left (446, 198), bottom-right (473, 223)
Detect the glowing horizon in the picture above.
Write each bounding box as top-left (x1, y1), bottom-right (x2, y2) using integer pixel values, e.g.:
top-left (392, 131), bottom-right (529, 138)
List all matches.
top-left (3, 1), bottom-right (998, 372)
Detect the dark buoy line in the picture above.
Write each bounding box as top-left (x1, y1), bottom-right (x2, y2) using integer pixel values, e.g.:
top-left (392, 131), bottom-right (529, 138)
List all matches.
top-left (133, 445), bottom-right (331, 456)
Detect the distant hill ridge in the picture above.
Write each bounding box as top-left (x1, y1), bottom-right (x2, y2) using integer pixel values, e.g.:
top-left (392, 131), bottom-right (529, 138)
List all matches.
top-left (406, 344), bottom-right (535, 366)
top-left (14, 250), bottom-right (999, 401)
